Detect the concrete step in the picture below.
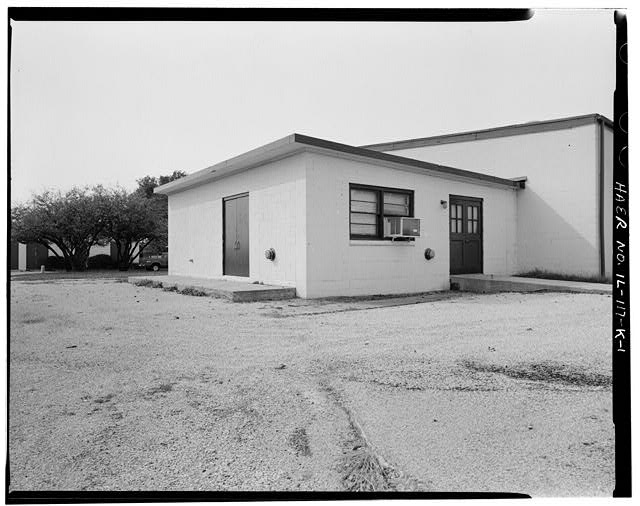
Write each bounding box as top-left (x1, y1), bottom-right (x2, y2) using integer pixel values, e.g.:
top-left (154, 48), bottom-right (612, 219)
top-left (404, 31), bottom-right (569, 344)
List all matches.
top-left (128, 275), bottom-right (296, 302)
top-left (450, 274), bottom-right (612, 295)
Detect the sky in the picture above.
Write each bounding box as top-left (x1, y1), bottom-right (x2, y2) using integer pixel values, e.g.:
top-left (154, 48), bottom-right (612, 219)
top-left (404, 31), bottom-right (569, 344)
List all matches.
top-left (9, 9), bottom-right (616, 204)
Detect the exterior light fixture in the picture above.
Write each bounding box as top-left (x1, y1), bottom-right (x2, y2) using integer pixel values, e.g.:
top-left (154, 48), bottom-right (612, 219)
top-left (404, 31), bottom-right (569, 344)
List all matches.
top-left (424, 248), bottom-right (435, 260)
top-left (440, 200), bottom-right (448, 209)
top-left (265, 248), bottom-right (276, 261)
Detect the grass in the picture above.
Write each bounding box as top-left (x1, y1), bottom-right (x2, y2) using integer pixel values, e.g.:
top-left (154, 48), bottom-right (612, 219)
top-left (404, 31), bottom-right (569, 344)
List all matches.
top-left (134, 279), bottom-right (164, 289)
top-left (134, 280), bottom-right (208, 297)
top-left (343, 447), bottom-right (393, 492)
top-left (463, 360), bottom-right (611, 388)
top-left (516, 269), bottom-right (611, 284)
top-left (178, 287), bottom-right (208, 297)
top-left (10, 268), bottom-right (165, 282)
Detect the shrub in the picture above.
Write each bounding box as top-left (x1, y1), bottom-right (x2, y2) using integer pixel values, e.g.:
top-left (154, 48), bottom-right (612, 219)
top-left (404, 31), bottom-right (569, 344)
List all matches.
top-left (45, 256), bottom-right (67, 271)
top-left (134, 279), bottom-right (155, 287)
top-left (516, 269), bottom-right (611, 284)
top-left (88, 254), bottom-right (115, 270)
top-left (178, 287), bottom-right (208, 297)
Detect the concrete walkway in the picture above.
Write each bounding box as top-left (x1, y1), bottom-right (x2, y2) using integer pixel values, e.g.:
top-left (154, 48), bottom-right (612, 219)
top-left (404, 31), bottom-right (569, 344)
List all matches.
top-left (128, 275), bottom-right (296, 302)
top-left (451, 273), bottom-right (612, 295)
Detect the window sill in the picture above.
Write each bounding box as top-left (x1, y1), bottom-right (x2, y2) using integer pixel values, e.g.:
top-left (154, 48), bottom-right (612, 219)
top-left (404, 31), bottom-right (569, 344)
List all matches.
top-left (349, 240), bottom-right (416, 247)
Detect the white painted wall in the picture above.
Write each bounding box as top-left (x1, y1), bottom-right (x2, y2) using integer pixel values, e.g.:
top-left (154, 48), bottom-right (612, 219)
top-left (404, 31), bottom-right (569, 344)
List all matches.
top-left (18, 243), bottom-right (27, 271)
top-left (304, 153), bottom-right (518, 298)
top-left (382, 124), bottom-right (600, 277)
top-left (167, 154), bottom-right (308, 296)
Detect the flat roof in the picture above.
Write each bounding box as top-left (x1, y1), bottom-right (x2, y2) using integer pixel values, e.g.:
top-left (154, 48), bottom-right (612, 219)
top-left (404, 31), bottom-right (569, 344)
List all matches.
top-left (155, 133), bottom-right (524, 195)
top-left (361, 113), bottom-right (614, 152)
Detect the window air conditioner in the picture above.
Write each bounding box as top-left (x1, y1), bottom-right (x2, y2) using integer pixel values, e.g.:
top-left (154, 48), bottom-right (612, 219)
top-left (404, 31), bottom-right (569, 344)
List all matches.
top-left (384, 217), bottom-right (421, 239)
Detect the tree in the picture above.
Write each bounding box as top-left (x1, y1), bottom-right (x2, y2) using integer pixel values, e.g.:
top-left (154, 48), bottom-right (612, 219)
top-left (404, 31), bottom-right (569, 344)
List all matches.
top-left (11, 186), bottom-right (111, 271)
top-left (133, 170), bottom-right (186, 255)
top-left (102, 189), bottom-right (162, 270)
top-left (133, 170), bottom-right (186, 199)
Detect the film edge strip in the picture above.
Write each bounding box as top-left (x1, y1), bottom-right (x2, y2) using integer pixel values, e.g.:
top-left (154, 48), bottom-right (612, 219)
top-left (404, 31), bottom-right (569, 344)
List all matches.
top-left (612, 9), bottom-right (630, 499)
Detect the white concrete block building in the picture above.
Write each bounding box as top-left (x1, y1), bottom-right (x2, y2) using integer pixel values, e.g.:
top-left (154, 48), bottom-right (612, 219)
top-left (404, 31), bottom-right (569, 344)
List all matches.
top-left (156, 113), bottom-right (612, 298)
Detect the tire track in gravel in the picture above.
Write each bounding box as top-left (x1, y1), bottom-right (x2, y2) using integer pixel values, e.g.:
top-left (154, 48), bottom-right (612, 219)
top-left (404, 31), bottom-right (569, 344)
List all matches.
top-left (279, 363), bottom-right (430, 492)
top-left (319, 380), bottom-right (431, 492)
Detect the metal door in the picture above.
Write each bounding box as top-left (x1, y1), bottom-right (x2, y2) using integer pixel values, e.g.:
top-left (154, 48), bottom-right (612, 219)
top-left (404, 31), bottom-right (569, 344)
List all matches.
top-left (223, 193), bottom-right (250, 277)
top-left (449, 196), bottom-right (483, 274)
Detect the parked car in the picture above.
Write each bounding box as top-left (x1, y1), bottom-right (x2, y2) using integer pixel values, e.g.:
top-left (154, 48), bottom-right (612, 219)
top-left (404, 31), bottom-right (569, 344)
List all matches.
top-left (140, 250), bottom-right (168, 271)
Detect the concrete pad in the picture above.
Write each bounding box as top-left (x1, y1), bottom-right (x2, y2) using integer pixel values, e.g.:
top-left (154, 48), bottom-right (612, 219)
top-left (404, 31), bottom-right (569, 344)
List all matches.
top-left (451, 274), bottom-right (612, 295)
top-left (128, 275), bottom-right (296, 302)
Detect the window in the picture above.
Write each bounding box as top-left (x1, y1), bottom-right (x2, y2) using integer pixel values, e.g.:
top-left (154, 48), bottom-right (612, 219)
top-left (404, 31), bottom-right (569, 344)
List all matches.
top-left (450, 203), bottom-right (463, 234)
top-left (467, 205), bottom-right (479, 234)
top-left (349, 184), bottom-right (414, 239)
top-left (450, 200), bottom-right (481, 235)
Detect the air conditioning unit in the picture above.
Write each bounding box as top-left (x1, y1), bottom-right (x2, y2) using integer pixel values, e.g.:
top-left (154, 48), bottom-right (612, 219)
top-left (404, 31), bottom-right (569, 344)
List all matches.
top-left (384, 217), bottom-right (421, 239)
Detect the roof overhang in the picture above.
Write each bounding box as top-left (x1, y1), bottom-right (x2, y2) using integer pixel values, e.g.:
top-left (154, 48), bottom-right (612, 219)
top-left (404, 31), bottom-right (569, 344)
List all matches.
top-left (155, 133), bottom-right (524, 196)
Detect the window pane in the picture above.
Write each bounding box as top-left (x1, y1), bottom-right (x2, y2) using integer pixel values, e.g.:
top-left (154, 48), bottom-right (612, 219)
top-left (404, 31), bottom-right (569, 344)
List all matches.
top-left (468, 206), bottom-right (472, 219)
top-left (350, 223), bottom-right (377, 236)
top-left (473, 207), bottom-right (478, 220)
top-left (457, 205), bottom-right (463, 220)
top-left (450, 219), bottom-right (456, 233)
top-left (383, 192), bottom-right (409, 216)
top-left (351, 200), bottom-right (378, 213)
top-left (383, 202), bottom-right (409, 216)
top-left (350, 213), bottom-right (377, 225)
top-left (351, 187), bottom-right (379, 237)
top-left (351, 188), bottom-right (377, 203)
top-left (384, 192), bottom-right (409, 205)
top-left (451, 205), bottom-right (456, 219)
top-left (457, 219), bottom-right (462, 234)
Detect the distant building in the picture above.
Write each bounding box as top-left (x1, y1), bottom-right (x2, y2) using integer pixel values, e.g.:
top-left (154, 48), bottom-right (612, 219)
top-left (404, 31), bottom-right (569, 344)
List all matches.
top-left (11, 241), bottom-right (140, 271)
top-left (155, 113), bottom-right (613, 298)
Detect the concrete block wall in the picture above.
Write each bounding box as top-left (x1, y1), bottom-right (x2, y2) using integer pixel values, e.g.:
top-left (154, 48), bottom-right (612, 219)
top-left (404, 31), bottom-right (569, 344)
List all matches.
top-left (384, 124), bottom-right (601, 277)
top-left (167, 153), bottom-right (308, 296)
top-left (249, 178), bottom-right (306, 290)
top-left (304, 153), bottom-right (518, 298)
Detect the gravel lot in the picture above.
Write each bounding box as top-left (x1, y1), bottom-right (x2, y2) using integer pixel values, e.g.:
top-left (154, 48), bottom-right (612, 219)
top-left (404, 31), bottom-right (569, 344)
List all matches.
top-left (9, 278), bottom-right (613, 495)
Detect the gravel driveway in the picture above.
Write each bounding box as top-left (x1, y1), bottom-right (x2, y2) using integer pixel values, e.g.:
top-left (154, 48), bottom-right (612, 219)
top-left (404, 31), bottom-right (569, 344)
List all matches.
top-left (9, 278), bottom-right (613, 495)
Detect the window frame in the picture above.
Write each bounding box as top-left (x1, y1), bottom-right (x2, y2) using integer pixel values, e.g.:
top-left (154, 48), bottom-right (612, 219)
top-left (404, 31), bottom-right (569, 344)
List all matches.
top-left (349, 183), bottom-right (415, 240)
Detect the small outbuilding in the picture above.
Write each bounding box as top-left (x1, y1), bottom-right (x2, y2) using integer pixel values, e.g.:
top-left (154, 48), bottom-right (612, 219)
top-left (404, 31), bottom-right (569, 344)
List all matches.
top-left (155, 113), bottom-right (612, 299)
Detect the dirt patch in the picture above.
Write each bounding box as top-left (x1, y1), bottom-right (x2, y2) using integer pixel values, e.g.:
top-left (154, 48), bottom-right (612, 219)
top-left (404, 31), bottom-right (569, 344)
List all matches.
top-left (462, 360), bottom-right (611, 388)
top-left (20, 317), bottom-right (46, 325)
top-left (327, 357), bottom-right (504, 394)
top-left (145, 382), bottom-right (176, 397)
top-left (288, 428), bottom-right (312, 456)
top-left (93, 394), bottom-right (114, 404)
